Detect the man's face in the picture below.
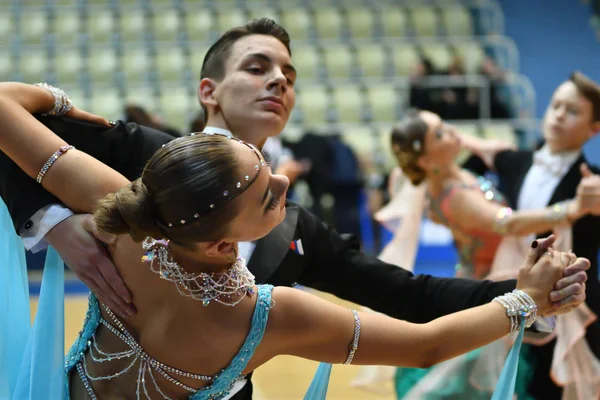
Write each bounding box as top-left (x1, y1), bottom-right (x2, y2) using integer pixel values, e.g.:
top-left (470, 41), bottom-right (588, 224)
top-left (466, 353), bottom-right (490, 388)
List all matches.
top-left (542, 81), bottom-right (597, 152)
top-left (211, 34), bottom-right (296, 141)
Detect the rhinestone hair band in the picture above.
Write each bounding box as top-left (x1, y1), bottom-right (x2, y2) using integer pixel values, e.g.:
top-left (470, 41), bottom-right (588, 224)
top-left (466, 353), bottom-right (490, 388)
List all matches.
top-left (157, 133), bottom-right (267, 229)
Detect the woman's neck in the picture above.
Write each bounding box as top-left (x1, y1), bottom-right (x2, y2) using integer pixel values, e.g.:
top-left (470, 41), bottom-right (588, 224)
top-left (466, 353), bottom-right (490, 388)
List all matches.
top-left (169, 243), bottom-right (232, 274)
top-left (426, 163), bottom-right (462, 195)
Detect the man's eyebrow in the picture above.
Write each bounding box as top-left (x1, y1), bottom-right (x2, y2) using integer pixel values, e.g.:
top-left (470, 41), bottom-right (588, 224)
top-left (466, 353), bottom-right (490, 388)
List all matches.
top-left (244, 53), bottom-right (297, 75)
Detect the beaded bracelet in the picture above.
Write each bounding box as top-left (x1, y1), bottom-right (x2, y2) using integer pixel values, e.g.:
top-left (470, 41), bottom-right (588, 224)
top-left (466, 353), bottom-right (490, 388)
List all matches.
top-left (36, 145), bottom-right (75, 184)
top-left (493, 289), bottom-right (537, 337)
top-left (548, 201), bottom-right (569, 223)
top-left (492, 207), bottom-right (513, 235)
top-left (33, 82), bottom-right (73, 116)
top-left (343, 310), bottom-right (361, 365)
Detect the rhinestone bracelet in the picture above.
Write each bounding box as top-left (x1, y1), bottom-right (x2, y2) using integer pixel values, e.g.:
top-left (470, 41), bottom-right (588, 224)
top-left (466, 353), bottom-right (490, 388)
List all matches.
top-left (36, 145), bottom-right (75, 184)
top-left (343, 310), bottom-right (361, 365)
top-left (548, 201), bottom-right (569, 223)
top-left (33, 82), bottom-right (73, 116)
top-left (493, 289), bottom-right (537, 337)
top-left (492, 207), bottom-right (513, 235)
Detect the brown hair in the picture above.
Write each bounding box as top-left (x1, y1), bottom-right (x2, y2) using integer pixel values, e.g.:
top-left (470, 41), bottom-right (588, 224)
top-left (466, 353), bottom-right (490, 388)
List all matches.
top-left (199, 18), bottom-right (291, 118)
top-left (93, 135), bottom-right (249, 246)
top-left (390, 109), bottom-right (429, 185)
top-left (569, 71), bottom-right (600, 122)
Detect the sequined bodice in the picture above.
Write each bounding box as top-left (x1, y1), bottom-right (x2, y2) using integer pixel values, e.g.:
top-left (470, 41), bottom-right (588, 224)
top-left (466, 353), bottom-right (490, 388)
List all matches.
top-left (64, 284), bottom-right (274, 400)
top-left (429, 176), bottom-right (506, 279)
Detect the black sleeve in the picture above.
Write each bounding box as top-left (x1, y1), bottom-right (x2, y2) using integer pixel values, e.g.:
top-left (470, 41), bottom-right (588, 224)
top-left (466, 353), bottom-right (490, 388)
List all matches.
top-left (493, 149), bottom-right (515, 176)
top-left (296, 206), bottom-right (516, 323)
top-left (461, 154), bottom-right (489, 176)
top-left (0, 116), bottom-right (172, 233)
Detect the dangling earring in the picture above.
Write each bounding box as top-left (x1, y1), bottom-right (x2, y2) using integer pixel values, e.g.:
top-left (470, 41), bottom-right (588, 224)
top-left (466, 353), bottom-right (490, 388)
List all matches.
top-left (227, 246), bottom-right (239, 264)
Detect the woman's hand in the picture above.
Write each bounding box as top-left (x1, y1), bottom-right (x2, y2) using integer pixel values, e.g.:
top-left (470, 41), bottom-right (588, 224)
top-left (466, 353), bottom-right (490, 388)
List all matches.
top-left (64, 105), bottom-right (112, 128)
top-left (516, 239), bottom-right (589, 316)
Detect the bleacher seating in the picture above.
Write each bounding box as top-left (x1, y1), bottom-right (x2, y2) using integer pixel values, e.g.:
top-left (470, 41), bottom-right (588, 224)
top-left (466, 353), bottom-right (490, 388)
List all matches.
top-left (0, 0), bottom-right (533, 170)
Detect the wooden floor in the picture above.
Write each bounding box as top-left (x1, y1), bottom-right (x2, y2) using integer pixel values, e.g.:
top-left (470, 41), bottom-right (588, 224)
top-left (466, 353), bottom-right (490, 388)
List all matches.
top-left (32, 289), bottom-right (396, 400)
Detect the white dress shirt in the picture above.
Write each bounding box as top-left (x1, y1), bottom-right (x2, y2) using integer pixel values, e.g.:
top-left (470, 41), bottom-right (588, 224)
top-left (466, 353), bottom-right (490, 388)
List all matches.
top-left (516, 146), bottom-right (580, 333)
top-left (515, 145), bottom-right (580, 263)
top-left (517, 145), bottom-right (581, 212)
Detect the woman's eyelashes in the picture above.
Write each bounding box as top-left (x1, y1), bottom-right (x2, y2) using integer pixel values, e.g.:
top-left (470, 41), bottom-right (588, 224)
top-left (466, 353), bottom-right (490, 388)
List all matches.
top-left (265, 189), bottom-right (281, 212)
top-left (261, 150), bottom-right (273, 166)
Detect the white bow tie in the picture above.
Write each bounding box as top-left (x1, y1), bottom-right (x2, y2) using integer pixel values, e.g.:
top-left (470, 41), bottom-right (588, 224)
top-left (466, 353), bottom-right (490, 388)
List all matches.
top-left (533, 149), bottom-right (575, 177)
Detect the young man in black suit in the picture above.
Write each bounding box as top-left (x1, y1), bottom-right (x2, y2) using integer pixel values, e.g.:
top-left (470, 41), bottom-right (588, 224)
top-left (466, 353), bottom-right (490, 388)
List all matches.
top-left (0, 20), bottom-right (589, 399)
top-left (466, 71), bottom-right (600, 399)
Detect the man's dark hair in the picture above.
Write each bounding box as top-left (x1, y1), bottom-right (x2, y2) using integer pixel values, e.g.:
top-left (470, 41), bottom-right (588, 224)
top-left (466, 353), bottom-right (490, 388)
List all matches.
top-left (569, 71), bottom-right (600, 122)
top-left (198, 18), bottom-right (291, 120)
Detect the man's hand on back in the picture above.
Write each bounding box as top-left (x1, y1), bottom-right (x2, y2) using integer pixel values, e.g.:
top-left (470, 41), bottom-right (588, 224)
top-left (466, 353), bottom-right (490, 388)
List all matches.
top-left (45, 214), bottom-right (135, 318)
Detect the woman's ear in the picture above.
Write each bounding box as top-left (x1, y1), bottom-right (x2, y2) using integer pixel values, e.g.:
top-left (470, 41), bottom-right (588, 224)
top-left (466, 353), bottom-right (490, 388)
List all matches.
top-left (204, 240), bottom-right (235, 259)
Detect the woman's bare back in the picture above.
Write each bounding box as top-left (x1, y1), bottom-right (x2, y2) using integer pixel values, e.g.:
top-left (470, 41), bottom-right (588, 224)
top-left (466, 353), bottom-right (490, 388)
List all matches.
top-left (70, 236), bottom-right (273, 399)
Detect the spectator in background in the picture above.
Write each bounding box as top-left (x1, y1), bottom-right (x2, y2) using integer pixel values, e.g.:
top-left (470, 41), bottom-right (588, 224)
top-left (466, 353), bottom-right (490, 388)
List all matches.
top-left (439, 55), bottom-right (478, 120)
top-left (328, 133), bottom-right (363, 238)
top-left (124, 104), bottom-right (181, 138)
top-left (479, 56), bottom-right (512, 119)
top-left (262, 136), bottom-right (311, 200)
top-left (286, 132), bottom-right (332, 221)
top-left (409, 57), bottom-right (437, 113)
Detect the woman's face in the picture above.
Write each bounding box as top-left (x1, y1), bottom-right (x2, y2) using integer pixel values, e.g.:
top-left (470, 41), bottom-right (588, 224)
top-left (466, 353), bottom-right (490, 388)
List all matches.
top-left (418, 110), bottom-right (462, 170)
top-left (224, 140), bottom-right (290, 242)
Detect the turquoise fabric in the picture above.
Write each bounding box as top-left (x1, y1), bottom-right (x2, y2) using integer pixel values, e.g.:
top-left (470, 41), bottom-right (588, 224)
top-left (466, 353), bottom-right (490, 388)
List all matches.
top-left (395, 322), bottom-right (535, 400)
top-left (0, 200), bottom-right (30, 399)
top-left (304, 362), bottom-right (332, 400)
top-left (0, 199), bottom-right (65, 400)
top-left (491, 321), bottom-right (525, 400)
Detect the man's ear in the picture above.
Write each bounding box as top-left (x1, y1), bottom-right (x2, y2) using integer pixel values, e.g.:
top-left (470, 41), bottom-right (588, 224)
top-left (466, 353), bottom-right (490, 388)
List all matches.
top-left (199, 78), bottom-right (219, 110)
top-left (204, 240), bottom-right (235, 259)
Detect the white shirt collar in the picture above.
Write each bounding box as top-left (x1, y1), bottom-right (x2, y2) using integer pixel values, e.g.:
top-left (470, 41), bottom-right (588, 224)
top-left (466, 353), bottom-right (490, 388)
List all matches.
top-left (202, 126), bottom-right (233, 137)
top-left (533, 145), bottom-right (581, 177)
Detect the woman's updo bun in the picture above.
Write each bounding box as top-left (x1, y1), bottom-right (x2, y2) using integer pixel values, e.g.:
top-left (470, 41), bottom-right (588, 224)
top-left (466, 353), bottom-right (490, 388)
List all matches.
top-left (94, 179), bottom-right (163, 242)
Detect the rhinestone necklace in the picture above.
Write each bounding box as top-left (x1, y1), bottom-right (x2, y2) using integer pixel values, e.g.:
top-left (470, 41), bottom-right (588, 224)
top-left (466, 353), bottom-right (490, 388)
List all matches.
top-left (142, 237), bottom-right (256, 307)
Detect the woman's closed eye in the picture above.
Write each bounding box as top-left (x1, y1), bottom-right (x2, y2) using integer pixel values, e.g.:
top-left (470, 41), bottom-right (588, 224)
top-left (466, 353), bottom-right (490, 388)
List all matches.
top-left (265, 189), bottom-right (281, 212)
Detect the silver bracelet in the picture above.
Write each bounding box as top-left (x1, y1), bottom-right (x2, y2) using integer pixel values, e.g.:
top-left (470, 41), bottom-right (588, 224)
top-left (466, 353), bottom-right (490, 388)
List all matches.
top-left (493, 289), bottom-right (537, 337)
top-left (37, 145), bottom-right (75, 184)
top-left (343, 310), bottom-right (361, 365)
top-left (33, 82), bottom-right (73, 116)
top-left (492, 207), bottom-right (513, 235)
top-left (549, 201), bottom-right (569, 223)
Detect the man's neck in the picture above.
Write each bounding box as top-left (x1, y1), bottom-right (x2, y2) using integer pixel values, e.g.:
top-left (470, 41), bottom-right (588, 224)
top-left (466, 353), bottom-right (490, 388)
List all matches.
top-left (204, 118), bottom-right (271, 149)
top-left (545, 144), bottom-right (582, 156)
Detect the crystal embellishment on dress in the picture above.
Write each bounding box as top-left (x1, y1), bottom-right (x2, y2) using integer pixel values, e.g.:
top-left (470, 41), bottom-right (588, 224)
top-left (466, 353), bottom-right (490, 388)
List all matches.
top-left (141, 237), bottom-right (256, 307)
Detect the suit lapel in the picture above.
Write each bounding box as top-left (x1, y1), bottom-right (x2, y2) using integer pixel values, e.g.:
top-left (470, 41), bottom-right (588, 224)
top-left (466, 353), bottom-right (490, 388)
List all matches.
top-left (248, 203), bottom-right (300, 283)
top-left (547, 154), bottom-right (585, 205)
top-left (511, 151), bottom-right (534, 206)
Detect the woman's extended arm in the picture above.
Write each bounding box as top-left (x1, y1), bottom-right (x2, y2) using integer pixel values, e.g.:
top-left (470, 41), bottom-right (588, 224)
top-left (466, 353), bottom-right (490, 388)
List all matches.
top-left (0, 82), bottom-right (130, 213)
top-left (262, 248), bottom-right (582, 368)
top-left (446, 185), bottom-right (585, 236)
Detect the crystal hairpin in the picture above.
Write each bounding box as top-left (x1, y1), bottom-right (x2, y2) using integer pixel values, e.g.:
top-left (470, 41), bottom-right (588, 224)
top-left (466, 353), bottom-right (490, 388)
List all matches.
top-left (412, 140), bottom-right (422, 152)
